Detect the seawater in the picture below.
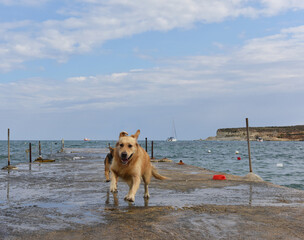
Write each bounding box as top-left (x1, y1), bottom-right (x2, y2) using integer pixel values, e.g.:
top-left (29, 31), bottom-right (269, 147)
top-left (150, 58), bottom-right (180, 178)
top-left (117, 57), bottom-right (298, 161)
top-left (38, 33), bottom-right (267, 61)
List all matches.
top-left (0, 140), bottom-right (303, 190)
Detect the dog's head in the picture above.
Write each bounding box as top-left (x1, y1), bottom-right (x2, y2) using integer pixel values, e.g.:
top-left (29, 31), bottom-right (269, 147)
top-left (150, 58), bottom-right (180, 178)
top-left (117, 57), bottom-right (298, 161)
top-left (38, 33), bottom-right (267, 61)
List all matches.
top-left (116, 129), bottom-right (140, 165)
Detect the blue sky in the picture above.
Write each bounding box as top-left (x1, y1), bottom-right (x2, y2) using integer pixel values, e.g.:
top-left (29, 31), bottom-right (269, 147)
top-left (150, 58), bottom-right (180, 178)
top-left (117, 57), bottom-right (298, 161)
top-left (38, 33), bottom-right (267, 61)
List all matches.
top-left (1, 0), bottom-right (304, 140)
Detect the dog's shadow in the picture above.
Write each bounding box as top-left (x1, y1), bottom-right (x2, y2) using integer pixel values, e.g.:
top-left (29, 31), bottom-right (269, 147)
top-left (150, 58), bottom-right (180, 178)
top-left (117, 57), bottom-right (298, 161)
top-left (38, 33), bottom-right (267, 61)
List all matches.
top-left (105, 190), bottom-right (149, 207)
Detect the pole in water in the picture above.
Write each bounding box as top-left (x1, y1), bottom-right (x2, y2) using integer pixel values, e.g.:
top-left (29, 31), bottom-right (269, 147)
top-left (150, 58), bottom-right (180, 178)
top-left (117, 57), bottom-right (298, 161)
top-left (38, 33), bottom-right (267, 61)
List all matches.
top-left (8, 128), bottom-right (10, 166)
top-left (246, 118), bottom-right (253, 173)
top-left (39, 141), bottom-right (42, 157)
top-left (151, 141), bottom-right (154, 159)
top-left (29, 143), bottom-right (32, 163)
top-left (61, 139), bottom-right (64, 152)
top-left (145, 137), bottom-right (147, 152)
top-left (2, 128), bottom-right (17, 170)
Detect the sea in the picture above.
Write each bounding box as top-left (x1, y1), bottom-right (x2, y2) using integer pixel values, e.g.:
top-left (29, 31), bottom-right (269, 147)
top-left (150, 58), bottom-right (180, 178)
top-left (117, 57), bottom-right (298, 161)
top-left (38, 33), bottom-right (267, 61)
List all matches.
top-left (0, 140), bottom-right (303, 191)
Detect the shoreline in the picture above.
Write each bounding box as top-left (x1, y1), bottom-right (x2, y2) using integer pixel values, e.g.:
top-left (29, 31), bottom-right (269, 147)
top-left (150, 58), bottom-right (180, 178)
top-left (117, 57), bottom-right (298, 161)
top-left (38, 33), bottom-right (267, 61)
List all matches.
top-left (1, 151), bottom-right (304, 239)
top-left (206, 125), bottom-right (304, 141)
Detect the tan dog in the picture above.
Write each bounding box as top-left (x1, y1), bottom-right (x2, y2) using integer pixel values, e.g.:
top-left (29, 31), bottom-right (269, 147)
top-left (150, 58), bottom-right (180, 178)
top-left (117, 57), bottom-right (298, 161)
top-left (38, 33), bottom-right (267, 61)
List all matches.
top-left (110, 130), bottom-right (167, 202)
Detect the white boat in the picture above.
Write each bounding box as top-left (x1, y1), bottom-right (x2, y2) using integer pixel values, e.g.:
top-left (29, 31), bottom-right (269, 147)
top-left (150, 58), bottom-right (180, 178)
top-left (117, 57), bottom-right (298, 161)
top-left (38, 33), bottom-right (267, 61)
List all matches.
top-left (167, 120), bottom-right (177, 142)
top-left (84, 138), bottom-right (90, 141)
top-left (167, 137), bottom-right (177, 142)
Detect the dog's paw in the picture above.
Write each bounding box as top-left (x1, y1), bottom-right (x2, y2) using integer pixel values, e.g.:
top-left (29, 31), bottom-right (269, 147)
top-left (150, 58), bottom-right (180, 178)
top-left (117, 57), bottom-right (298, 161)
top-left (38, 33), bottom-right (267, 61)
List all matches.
top-left (144, 193), bottom-right (150, 199)
top-left (110, 187), bottom-right (117, 193)
top-left (105, 179), bottom-right (110, 182)
top-left (124, 195), bottom-right (135, 202)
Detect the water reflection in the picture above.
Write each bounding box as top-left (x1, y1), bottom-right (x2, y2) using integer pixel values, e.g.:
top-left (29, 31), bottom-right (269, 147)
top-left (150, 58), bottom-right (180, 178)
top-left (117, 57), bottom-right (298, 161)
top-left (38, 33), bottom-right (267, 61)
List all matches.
top-left (105, 190), bottom-right (119, 206)
top-left (105, 190), bottom-right (149, 207)
top-left (248, 183), bottom-right (253, 206)
top-left (6, 171), bottom-right (10, 202)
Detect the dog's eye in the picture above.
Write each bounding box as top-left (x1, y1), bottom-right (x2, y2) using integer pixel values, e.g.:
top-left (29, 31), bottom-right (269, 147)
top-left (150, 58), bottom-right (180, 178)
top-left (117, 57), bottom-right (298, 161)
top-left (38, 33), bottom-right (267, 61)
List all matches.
top-left (128, 144), bottom-right (132, 148)
top-left (120, 144), bottom-right (124, 147)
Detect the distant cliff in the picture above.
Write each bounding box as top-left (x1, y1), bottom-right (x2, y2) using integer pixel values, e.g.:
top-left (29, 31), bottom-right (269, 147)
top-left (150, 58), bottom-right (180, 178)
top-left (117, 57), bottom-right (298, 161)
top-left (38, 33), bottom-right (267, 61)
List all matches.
top-left (205, 125), bottom-right (304, 141)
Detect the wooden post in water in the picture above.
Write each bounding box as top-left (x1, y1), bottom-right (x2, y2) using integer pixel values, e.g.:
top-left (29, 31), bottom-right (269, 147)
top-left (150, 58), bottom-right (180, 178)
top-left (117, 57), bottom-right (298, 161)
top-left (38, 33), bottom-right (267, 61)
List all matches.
top-left (145, 138), bottom-right (148, 152)
top-left (8, 128), bottom-right (10, 166)
top-left (151, 141), bottom-right (154, 159)
top-left (246, 118), bottom-right (253, 173)
top-left (2, 128), bottom-right (17, 170)
top-left (61, 139), bottom-right (64, 152)
top-left (29, 143), bottom-right (32, 163)
top-left (39, 141), bottom-right (42, 157)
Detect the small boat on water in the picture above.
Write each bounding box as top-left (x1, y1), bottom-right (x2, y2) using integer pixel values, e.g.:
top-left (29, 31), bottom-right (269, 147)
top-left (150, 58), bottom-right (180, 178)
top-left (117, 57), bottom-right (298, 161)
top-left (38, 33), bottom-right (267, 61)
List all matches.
top-left (256, 137), bottom-right (263, 142)
top-left (167, 137), bottom-right (177, 142)
top-left (84, 138), bottom-right (90, 141)
top-left (167, 120), bottom-right (177, 142)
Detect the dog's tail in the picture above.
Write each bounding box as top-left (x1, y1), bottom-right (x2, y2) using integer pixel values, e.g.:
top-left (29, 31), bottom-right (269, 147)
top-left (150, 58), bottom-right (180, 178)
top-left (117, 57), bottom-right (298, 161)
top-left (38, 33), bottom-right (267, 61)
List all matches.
top-left (152, 166), bottom-right (168, 180)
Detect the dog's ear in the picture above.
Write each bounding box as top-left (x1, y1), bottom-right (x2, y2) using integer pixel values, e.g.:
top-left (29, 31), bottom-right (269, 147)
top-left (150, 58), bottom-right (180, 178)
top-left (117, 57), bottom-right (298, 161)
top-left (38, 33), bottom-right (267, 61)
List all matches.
top-left (119, 131), bottom-right (128, 138)
top-left (131, 129), bottom-right (140, 140)
top-left (109, 146), bottom-right (114, 154)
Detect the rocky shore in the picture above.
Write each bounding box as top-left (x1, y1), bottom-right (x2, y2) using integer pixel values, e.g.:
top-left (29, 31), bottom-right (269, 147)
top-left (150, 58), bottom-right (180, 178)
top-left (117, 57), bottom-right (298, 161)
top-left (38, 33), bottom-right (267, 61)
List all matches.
top-left (1, 150), bottom-right (304, 239)
top-left (206, 125), bottom-right (304, 141)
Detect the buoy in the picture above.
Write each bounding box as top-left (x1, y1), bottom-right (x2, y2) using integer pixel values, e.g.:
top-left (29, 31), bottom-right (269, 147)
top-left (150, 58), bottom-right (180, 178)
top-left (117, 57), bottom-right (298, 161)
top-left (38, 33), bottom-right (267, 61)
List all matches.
top-left (237, 157), bottom-right (241, 160)
top-left (178, 160), bottom-right (184, 165)
top-left (207, 150), bottom-right (211, 153)
top-left (276, 163), bottom-right (283, 167)
top-left (213, 175), bottom-right (226, 180)
top-left (235, 151), bottom-right (239, 154)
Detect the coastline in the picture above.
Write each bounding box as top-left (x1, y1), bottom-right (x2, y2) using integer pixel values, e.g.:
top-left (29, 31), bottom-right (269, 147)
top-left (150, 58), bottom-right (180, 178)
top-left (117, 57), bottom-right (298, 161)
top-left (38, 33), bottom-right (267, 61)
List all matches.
top-left (205, 125), bottom-right (304, 141)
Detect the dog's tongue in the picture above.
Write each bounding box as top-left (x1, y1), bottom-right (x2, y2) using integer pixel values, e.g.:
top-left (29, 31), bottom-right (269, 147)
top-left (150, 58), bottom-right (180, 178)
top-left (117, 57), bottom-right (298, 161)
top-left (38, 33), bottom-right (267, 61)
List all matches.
top-left (121, 158), bottom-right (128, 165)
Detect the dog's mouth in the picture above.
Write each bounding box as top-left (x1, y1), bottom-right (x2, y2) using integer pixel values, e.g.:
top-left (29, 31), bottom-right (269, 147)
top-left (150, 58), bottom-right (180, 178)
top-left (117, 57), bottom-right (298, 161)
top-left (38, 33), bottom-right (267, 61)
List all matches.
top-left (121, 153), bottom-right (133, 165)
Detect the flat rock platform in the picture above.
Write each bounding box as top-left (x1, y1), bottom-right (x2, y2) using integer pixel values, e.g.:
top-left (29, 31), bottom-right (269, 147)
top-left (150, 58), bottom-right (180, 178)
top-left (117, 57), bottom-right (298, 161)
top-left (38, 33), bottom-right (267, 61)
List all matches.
top-left (0, 149), bottom-right (303, 239)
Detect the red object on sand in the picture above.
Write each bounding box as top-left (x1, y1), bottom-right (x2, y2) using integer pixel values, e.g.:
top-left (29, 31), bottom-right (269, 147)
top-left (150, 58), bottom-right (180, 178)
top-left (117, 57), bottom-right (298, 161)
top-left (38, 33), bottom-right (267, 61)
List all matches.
top-left (213, 175), bottom-right (226, 180)
top-left (237, 157), bottom-right (241, 160)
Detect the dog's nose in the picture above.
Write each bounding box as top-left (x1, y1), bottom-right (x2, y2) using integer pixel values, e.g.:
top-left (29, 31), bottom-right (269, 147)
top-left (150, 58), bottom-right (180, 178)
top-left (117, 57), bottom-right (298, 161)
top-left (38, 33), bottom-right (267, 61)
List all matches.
top-left (121, 152), bottom-right (128, 159)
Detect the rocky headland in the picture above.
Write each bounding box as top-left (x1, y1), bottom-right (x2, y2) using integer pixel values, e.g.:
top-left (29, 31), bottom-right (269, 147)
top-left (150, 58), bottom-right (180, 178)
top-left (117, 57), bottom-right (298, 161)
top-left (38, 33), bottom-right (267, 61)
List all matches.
top-left (206, 125), bottom-right (304, 141)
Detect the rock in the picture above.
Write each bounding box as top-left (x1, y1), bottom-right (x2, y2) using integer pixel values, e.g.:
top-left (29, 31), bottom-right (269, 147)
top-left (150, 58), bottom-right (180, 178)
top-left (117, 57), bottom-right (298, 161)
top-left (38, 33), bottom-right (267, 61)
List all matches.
top-left (34, 157), bottom-right (55, 163)
top-left (244, 172), bottom-right (263, 182)
top-left (1, 165), bottom-right (18, 170)
top-left (151, 158), bottom-right (173, 162)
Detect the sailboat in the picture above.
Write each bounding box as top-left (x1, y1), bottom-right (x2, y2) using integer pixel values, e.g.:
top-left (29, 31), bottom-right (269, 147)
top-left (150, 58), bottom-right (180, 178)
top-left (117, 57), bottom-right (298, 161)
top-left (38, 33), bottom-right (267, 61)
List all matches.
top-left (167, 120), bottom-right (177, 142)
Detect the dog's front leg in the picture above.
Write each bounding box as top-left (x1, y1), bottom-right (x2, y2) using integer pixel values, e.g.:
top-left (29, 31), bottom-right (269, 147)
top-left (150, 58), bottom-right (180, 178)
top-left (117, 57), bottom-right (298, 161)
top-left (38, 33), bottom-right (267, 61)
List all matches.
top-left (104, 159), bottom-right (110, 182)
top-left (110, 171), bottom-right (118, 193)
top-left (144, 183), bottom-right (150, 199)
top-left (124, 176), bottom-right (140, 202)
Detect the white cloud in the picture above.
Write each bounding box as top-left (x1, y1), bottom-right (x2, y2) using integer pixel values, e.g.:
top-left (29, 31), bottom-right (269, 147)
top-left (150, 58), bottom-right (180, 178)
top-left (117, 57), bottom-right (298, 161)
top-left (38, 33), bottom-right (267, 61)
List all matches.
top-left (0, 2), bottom-right (304, 115)
top-left (2, 23), bottom-right (304, 113)
top-left (1, 0), bottom-right (304, 71)
top-left (237, 25), bottom-right (304, 63)
top-left (259, 0), bottom-right (304, 15)
top-left (67, 76), bottom-right (93, 82)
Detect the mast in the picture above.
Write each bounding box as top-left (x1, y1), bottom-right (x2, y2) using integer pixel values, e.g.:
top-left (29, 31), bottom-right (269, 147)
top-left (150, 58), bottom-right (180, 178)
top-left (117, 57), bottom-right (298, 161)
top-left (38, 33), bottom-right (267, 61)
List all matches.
top-left (173, 120), bottom-right (177, 139)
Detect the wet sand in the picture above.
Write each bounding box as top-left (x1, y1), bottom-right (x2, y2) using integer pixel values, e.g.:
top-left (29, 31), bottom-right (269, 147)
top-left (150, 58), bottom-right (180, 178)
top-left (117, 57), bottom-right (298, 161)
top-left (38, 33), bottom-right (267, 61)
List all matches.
top-left (1, 151), bottom-right (304, 239)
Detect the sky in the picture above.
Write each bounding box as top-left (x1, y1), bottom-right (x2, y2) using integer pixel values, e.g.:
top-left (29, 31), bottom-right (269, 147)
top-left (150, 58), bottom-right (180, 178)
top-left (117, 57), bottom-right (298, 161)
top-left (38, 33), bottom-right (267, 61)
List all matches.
top-left (1, 0), bottom-right (304, 140)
